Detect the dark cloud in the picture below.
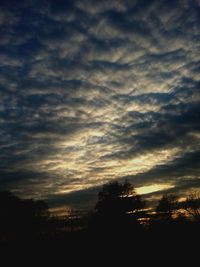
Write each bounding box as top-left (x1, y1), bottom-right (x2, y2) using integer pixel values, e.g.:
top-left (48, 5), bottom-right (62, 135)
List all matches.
top-left (0, 0), bottom-right (200, 209)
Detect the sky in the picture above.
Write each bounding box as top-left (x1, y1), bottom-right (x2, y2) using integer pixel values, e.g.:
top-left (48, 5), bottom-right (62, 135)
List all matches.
top-left (0, 0), bottom-right (200, 211)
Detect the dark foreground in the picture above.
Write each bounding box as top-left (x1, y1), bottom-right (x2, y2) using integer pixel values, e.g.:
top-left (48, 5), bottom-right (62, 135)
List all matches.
top-left (1, 183), bottom-right (200, 263)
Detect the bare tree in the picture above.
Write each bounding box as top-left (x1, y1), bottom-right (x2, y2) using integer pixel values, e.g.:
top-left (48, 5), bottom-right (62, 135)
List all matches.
top-left (183, 192), bottom-right (200, 222)
top-left (156, 194), bottom-right (178, 220)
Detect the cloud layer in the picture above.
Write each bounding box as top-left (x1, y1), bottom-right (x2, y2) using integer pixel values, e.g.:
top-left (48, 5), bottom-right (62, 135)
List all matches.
top-left (0, 0), bottom-right (200, 208)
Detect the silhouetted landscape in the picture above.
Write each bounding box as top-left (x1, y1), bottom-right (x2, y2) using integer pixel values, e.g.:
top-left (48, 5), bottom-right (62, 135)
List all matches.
top-left (1, 181), bottom-right (200, 251)
top-left (1, 0), bottom-right (200, 261)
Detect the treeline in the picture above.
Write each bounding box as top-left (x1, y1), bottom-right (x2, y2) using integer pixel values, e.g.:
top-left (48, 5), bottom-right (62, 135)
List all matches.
top-left (0, 181), bottom-right (200, 243)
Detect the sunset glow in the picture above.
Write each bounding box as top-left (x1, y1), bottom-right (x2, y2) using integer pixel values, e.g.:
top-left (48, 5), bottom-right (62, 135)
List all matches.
top-left (0, 0), bottom-right (200, 210)
top-left (136, 183), bottom-right (174, 195)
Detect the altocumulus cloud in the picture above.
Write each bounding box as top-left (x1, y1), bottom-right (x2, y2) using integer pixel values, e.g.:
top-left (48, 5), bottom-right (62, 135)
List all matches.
top-left (0, 0), bottom-right (200, 209)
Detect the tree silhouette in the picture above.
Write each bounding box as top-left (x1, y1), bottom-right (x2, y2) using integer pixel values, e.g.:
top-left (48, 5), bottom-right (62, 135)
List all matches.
top-left (0, 191), bottom-right (50, 241)
top-left (90, 181), bottom-right (145, 237)
top-left (183, 192), bottom-right (200, 222)
top-left (1, 188), bottom-right (200, 245)
top-left (96, 181), bottom-right (144, 214)
top-left (156, 194), bottom-right (178, 220)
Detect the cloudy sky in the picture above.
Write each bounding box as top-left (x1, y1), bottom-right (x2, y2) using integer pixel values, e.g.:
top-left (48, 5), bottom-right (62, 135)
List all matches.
top-left (0, 0), bottom-right (200, 210)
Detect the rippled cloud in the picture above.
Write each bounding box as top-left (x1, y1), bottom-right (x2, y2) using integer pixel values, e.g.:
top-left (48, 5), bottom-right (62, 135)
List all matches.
top-left (0, 0), bottom-right (200, 209)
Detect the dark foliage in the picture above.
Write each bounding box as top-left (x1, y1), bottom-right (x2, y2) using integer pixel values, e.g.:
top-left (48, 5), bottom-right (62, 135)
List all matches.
top-left (156, 194), bottom-right (178, 220)
top-left (0, 191), bottom-right (50, 241)
top-left (89, 181), bottom-right (145, 239)
top-left (0, 182), bottom-right (200, 257)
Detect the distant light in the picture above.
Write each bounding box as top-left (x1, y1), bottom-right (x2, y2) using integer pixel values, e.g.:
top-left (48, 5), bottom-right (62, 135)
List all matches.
top-left (136, 183), bottom-right (174, 195)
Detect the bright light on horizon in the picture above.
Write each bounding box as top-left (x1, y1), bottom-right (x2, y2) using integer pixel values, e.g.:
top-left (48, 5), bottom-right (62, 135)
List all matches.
top-left (136, 183), bottom-right (174, 195)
